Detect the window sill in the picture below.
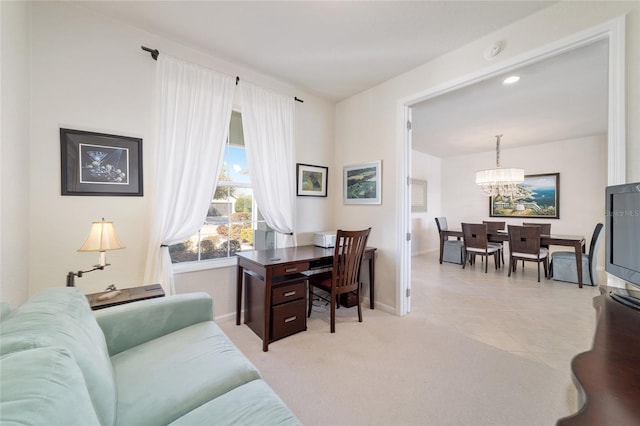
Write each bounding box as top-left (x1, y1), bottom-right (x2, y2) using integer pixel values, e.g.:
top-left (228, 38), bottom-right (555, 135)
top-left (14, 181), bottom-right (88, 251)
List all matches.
top-left (172, 257), bottom-right (238, 274)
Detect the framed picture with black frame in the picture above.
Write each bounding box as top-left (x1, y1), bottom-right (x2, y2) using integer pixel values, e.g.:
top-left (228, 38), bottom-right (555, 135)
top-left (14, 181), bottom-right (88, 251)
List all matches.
top-left (60, 128), bottom-right (143, 196)
top-left (296, 163), bottom-right (328, 197)
top-left (489, 172), bottom-right (559, 218)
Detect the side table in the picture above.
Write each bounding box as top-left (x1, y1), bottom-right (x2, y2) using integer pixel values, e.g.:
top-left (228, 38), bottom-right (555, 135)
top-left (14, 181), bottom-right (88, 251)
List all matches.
top-left (86, 284), bottom-right (165, 310)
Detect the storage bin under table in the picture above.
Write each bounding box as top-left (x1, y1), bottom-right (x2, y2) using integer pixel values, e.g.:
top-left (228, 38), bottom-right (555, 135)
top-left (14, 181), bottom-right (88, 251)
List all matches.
top-left (244, 271), bottom-right (307, 343)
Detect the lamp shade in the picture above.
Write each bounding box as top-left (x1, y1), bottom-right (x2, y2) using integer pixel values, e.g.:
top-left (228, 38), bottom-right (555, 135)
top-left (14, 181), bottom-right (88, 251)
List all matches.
top-left (475, 168), bottom-right (524, 186)
top-left (78, 219), bottom-right (126, 252)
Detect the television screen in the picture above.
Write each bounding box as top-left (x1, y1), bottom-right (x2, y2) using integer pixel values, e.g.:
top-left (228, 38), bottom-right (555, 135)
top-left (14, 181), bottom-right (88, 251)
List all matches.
top-left (606, 182), bottom-right (640, 289)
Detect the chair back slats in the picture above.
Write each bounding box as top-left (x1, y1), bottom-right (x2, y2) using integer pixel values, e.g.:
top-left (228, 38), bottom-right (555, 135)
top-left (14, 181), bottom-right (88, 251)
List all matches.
top-left (508, 225), bottom-right (542, 256)
top-left (462, 223), bottom-right (489, 250)
top-left (333, 228), bottom-right (371, 293)
top-left (522, 222), bottom-right (551, 235)
top-left (483, 221), bottom-right (505, 233)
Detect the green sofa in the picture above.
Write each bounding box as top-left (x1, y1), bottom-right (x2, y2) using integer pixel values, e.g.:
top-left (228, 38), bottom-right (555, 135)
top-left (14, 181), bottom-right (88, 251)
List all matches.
top-left (0, 287), bottom-right (300, 425)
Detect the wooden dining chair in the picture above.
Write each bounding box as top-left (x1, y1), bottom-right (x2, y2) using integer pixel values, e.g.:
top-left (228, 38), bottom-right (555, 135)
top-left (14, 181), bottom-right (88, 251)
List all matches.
top-left (522, 222), bottom-right (551, 247)
top-left (507, 225), bottom-right (549, 282)
top-left (483, 220), bottom-right (506, 266)
top-left (307, 228), bottom-right (371, 333)
top-left (461, 223), bottom-right (500, 273)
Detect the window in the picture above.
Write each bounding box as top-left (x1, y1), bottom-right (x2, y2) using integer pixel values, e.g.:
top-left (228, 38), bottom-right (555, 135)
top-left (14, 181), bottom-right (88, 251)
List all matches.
top-left (169, 112), bottom-right (272, 264)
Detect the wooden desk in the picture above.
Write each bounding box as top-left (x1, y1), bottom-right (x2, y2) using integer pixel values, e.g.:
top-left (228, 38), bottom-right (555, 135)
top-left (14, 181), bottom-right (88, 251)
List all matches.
top-left (236, 245), bottom-right (377, 351)
top-left (440, 230), bottom-right (586, 287)
top-left (557, 286), bottom-right (640, 425)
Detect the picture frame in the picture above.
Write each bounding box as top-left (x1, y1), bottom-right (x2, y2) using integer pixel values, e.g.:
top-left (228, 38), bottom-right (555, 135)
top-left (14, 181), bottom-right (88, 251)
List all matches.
top-left (296, 163), bottom-right (328, 197)
top-left (343, 160), bottom-right (382, 205)
top-left (411, 179), bottom-right (427, 212)
top-left (489, 172), bottom-right (559, 218)
top-left (60, 128), bottom-right (143, 196)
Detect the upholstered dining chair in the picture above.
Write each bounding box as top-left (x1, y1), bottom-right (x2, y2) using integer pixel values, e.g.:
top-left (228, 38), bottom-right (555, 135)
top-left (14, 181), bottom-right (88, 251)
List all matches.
top-left (461, 223), bottom-right (500, 273)
top-left (507, 225), bottom-right (549, 282)
top-left (307, 228), bottom-right (371, 333)
top-left (483, 220), bottom-right (506, 266)
top-left (436, 217), bottom-right (464, 265)
top-left (550, 223), bottom-right (603, 286)
top-left (435, 217), bottom-right (464, 264)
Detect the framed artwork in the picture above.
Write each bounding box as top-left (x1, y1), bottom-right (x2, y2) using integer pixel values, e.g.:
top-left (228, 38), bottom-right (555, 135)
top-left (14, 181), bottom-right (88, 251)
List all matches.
top-left (343, 160), bottom-right (382, 205)
top-left (296, 163), bottom-right (328, 197)
top-left (60, 128), bottom-right (143, 196)
top-left (411, 179), bottom-right (427, 212)
top-left (490, 173), bottom-right (560, 218)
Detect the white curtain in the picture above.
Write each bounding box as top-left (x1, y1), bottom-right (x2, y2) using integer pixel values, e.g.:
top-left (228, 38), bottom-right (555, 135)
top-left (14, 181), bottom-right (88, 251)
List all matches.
top-left (144, 55), bottom-right (235, 294)
top-left (240, 82), bottom-right (297, 247)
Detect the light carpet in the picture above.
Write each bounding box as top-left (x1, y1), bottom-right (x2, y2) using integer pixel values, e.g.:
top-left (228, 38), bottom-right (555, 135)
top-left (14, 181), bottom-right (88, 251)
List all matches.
top-left (221, 304), bottom-right (575, 425)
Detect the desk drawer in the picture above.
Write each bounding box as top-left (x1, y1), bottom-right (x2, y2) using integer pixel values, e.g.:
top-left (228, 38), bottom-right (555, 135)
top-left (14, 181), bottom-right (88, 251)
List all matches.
top-left (271, 299), bottom-right (306, 341)
top-left (272, 281), bottom-right (305, 305)
top-left (272, 262), bottom-right (309, 276)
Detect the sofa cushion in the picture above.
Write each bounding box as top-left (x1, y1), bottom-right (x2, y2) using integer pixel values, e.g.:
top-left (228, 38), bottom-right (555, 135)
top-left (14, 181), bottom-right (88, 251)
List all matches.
top-left (111, 321), bottom-right (262, 425)
top-left (169, 379), bottom-right (301, 426)
top-left (0, 287), bottom-right (116, 426)
top-left (0, 347), bottom-right (101, 426)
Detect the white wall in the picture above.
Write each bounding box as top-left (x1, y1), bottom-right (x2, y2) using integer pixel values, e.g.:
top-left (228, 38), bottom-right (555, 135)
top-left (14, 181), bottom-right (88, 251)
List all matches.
top-left (411, 150), bottom-right (441, 256)
top-left (26, 3), bottom-right (335, 318)
top-left (0, 1), bottom-right (30, 308)
top-left (336, 2), bottom-right (640, 312)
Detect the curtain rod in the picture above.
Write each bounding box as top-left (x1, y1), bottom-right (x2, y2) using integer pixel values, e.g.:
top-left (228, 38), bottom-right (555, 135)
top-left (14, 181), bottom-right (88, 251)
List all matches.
top-left (141, 45), bottom-right (304, 103)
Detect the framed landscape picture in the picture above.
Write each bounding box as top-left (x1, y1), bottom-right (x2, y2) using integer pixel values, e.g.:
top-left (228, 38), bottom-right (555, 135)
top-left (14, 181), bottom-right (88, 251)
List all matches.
top-left (343, 160), bottom-right (382, 205)
top-left (60, 128), bottom-right (143, 196)
top-left (489, 173), bottom-right (559, 218)
top-left (296, 163), bottom-right (328, 197)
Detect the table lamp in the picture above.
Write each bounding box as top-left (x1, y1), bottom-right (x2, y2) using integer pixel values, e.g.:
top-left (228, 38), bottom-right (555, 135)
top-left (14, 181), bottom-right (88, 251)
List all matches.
top-left (66, 218), bottom-right (126, 287)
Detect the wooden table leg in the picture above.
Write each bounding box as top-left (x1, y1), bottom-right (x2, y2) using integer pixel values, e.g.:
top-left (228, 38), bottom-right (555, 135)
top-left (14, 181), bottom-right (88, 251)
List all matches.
top-left (369, 254), bottom-right (375, 309)
top-left (236, 265), bottom-right (243, 325)
top-left (575, 242), bottom-right (583, 288)
top-left (439, 235), bottom-right (445, 264)
top-left (263, 270), bottom-right (272, 352)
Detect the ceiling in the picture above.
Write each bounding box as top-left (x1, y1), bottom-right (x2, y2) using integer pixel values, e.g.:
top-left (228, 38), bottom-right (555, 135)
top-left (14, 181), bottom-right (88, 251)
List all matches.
top-left (79, 1), bottom-right (555, 102)
top-left (411, 39), bottom-right (609, 158)
top-left (78, 1), bottom-right (608, 157)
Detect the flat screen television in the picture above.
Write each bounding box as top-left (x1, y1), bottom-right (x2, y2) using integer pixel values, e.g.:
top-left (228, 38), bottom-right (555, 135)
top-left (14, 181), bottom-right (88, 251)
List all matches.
top-left (605, 182), bottom-right (640, 309)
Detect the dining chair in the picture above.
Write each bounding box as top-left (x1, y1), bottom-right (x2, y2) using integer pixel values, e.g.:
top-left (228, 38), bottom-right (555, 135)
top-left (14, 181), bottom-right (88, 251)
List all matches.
top-left (507, 225), bottom-right (549, 282)
top-left (435, 217), bottom-right (464, 264)
top-left (483, 220), bottom-right (506, 266)
top-left (461, 223), bottom-right (500, 273)
top-left (521, 222), bottom-right (551, 267)
top-left (550, 223), bottom-right (603, 286)
top-left (307, 228), bottom-right (371, 333)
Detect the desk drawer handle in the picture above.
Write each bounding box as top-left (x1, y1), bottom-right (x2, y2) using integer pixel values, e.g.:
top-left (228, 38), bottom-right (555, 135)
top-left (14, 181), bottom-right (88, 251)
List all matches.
top-left (284, 267), bottom-right (298, 273)
top-left (283, 291), bottom-right (296, 297)
top-left (284, 316), bottom-right (297, 323)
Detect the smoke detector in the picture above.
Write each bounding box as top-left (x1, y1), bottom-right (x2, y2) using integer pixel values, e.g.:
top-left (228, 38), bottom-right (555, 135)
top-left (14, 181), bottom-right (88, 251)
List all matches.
top-left (484, 41), bottom-right (504, 60)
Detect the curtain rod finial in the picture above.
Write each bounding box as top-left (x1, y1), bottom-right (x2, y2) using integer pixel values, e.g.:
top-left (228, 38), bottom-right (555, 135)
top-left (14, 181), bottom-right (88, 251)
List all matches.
top-left (141, 46), bottom-right (159, 60)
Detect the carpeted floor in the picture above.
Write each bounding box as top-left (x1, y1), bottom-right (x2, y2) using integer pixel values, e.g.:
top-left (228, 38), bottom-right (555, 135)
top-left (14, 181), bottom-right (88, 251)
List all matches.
top-left (220, 251), bottom-right (598, 425)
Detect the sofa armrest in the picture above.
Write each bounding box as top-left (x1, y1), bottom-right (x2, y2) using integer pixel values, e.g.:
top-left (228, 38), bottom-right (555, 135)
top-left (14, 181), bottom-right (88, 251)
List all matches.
top-left (94, 292), bottom-right (214, 356)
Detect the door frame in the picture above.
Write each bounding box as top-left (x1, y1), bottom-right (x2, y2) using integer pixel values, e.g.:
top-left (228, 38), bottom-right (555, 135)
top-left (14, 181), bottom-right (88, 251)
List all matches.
top-left (397, 17), bottom-right (626, 315)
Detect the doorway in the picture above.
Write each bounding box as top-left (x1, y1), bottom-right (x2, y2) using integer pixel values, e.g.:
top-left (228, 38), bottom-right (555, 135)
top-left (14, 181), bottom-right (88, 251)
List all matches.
top-left (399, 18), bottom-right (627, 315)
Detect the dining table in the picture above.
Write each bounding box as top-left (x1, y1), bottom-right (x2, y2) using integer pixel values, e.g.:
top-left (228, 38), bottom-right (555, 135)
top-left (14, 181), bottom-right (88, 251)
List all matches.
top-left (439, 229), bottom-right (587, 287)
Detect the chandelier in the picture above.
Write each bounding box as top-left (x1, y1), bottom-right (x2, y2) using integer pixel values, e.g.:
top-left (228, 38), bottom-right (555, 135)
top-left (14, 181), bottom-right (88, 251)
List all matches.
top-left (475, 135), bottom-right (524, 197)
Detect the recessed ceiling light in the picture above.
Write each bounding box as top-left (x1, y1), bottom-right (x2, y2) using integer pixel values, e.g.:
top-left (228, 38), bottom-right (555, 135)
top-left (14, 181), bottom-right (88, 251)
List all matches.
top-left (503, 75), bottom-right (520, 85)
